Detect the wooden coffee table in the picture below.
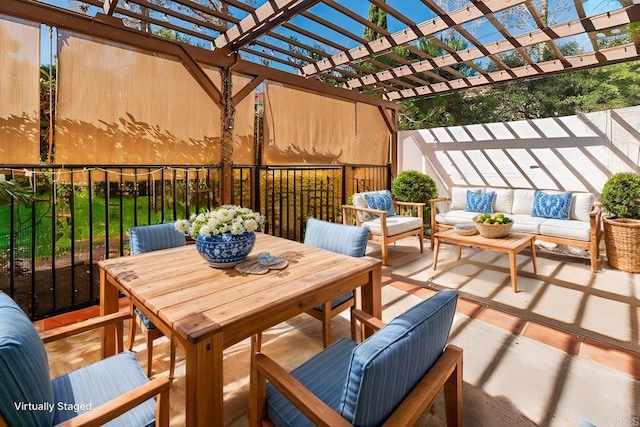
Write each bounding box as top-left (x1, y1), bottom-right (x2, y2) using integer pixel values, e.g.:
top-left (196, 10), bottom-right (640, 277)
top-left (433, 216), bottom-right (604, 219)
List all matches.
top-left (432, 230), bottom-right (537, 292)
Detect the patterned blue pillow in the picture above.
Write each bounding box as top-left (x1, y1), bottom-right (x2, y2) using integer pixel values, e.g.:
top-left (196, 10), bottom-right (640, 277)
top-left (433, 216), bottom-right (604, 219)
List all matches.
top-left (465, 190), bottom-right (495, 213)
top-left (531, 191), bottom-right (572, 220)
top-left (364, 191), bottom-right (396, 218)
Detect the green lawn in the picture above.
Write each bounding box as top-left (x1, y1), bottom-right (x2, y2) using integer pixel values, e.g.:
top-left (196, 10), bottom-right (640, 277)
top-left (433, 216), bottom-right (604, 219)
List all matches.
top-left (0, 188), bottom-right (188, 258)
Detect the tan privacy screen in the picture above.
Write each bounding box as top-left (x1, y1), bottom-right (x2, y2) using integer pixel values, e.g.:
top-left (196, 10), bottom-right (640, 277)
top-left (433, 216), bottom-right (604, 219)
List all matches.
top-left (232, 73), bottom-right (256, 165)
top-left (356, 103), bottom-right (390, 165)
top-left (263, 82), bottom-right (388, 165)
top-left (55, 31), bottom-right (222, 165)
top-left (0, 15), bottom-right (40, 164)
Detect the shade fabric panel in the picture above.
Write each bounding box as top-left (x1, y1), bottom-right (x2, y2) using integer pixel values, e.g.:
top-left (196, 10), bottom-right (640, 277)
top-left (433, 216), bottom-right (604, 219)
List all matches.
top-left (55, 31), bottom-right (222, 165)
top-left (355, 103), bottom-right (390, 165)
top-left (263, 82), bottom-right (358, 165)
top-left (231, 73), bottom-right (257, 165)
top-left (0, 15), bottom-right (40, 164)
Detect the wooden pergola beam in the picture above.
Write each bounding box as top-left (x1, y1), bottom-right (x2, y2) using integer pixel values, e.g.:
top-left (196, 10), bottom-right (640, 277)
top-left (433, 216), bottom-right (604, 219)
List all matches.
top-left (102, 0), bottom-right (119, 16)
top-left (214, 0), bottom-right (321, 52)
top-left (347, 6), bottom-right (635, 90)
top-left (301, 0), bottom-right (528, 76)
top-left (384, 42), bottom-right (640, 100)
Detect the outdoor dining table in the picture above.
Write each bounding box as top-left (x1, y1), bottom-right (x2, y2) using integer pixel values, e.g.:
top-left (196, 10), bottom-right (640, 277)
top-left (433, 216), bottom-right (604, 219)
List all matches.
top-left (99, 232), bottom-right (382, 427)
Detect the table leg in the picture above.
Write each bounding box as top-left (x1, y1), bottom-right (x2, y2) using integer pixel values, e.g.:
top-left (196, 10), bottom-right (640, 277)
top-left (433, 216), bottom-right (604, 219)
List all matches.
top-left (433, 238), bottom-right (441, 270)
top-left (100, 268), bottom-right (119, 359)
top-left (185, 333), bottom-right (224, 427)
top-left (509, 250), bottom-right (518, 293)
top-left (457, 245), bottom-right (462, 260)
top-left (360, 265), bottom-right (382, 340)
top-left (530, 239), bottom-right (538, 274)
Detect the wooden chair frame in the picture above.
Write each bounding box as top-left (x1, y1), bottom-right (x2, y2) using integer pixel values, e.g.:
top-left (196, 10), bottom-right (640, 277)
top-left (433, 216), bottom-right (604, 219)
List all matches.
top-left (249, 309), bottom-right (463, 427)
top-left (0, 310), bottom-right (170, 427)
top-left (342, 201), bottom-right (425, 266)
top-left (128, 304), bottom-right (176, 380)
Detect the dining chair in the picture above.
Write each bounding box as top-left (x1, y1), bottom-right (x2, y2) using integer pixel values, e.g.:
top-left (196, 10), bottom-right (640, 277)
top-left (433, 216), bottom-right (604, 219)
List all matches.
top-left (250, 289), bottom-right (462, 427)
top-left (0, 291), bottom-right (170, 427)
top-left (128, 222), bottom-right (186, 379)
top-left (256, 218), bottom-right (370, 350)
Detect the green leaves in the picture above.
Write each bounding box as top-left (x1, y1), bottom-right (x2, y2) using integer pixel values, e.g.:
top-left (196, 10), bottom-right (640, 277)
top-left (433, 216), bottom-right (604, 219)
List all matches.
top-left (601, 173), bottom-right (640, 219)
top-left (0, 181), bottom-right (36, 207)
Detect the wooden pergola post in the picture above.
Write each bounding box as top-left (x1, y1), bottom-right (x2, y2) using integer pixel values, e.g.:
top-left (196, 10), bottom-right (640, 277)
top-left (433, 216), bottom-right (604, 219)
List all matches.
top-left (221, 67), bottom-right (234, 205)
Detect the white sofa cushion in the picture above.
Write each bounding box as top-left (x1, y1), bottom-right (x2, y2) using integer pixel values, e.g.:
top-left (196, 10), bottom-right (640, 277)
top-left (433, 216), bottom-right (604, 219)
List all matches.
top-left (570, 193), bottom-right (594, 222)
top-left (451, 187), bottom-right (484, 210)
top-left (510, 215), bottom-right (546, 234)
top-left (539, 219), bottom-right (591, 242)
top-left (512, 189), bottom-right (536, 215)
top-left (487, 188), bottom-right (514, 214)
top-left (435, 210), bottom-right (479, 226)
top-left (362, 215), bottom-right (423, 237)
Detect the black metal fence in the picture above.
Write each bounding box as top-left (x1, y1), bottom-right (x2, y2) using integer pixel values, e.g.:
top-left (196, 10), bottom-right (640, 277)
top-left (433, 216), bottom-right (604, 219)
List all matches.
top-left (0, 163), bottom-right (389, 319)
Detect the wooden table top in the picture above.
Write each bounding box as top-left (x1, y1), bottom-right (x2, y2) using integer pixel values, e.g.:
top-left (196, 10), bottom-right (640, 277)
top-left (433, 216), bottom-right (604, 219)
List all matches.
top-left (99, 233), bottom-right (382, 347)
top-left (434, 229), bottom-right (534, 250)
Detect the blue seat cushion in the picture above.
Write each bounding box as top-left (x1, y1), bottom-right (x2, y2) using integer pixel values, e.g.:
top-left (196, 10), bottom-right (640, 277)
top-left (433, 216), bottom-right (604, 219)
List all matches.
top-left (303, 218), bottom-right (369, 312)
top-left (135, 307), bottom-right (157, 330)
top-left (303, 218), bottom-right (369, 258)
top-left (52, 351), bottom-right (156, 427)
top-left (130, 223), bottom-right (186, 330)
top-left (312, 291), bottom-right (354, 312)
top-left (339, 290), bottom-right (458, 425)
top-left (266, 338), bottom-right (356, 427)
top-left (130, 222), bottom-right (186, 256)
top-left (0, 292), bottom-right (55, 427)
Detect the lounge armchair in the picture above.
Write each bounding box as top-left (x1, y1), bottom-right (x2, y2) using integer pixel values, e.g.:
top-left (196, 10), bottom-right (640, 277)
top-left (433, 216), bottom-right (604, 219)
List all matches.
top-left (343, 189), bottom-right (424, 265)
top-left (250, 289), bottom-right (462, 427)
top-left (128, 222), bottom-right (186, 379)
top-left (257, 218), bottom-right (370, 350)
top-left (0, 292), bottom-right (170, 427)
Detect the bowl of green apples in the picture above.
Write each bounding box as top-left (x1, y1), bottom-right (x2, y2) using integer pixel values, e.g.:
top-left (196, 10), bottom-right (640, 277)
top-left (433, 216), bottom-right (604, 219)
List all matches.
top-left (473, 213), bottom-right (514, 238)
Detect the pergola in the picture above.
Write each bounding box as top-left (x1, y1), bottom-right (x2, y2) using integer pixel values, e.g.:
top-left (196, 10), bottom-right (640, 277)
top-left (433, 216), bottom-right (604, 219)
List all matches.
top-left (5, 0), bottom-right (639, 97)
top-left (2, 1), bottom-right (640, 176)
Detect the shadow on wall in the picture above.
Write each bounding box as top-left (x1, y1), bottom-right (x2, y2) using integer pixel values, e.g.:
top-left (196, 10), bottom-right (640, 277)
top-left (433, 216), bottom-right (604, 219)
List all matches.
top-left (398, 107), bottom-right (640, 198)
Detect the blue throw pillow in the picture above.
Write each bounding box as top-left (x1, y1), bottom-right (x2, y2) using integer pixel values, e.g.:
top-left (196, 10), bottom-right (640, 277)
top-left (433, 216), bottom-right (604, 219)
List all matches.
top-left (531, 191), bottom-right (572, 220)
top-left (465, 190), bottom-right (495, 213)
top-left (364, 191), bottom-right (396, 218)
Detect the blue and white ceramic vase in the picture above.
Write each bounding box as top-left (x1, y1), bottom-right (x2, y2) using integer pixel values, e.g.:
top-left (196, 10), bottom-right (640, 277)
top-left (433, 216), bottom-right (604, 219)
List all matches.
top-left (196, 232), bottom-right (256, 268)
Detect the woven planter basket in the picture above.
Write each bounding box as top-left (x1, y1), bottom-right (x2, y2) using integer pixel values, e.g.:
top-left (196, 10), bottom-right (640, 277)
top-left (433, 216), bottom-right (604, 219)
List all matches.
top-left (475, 222), bottom-right (513, 239)
top-left (604, 217), bottom-right (640, 273)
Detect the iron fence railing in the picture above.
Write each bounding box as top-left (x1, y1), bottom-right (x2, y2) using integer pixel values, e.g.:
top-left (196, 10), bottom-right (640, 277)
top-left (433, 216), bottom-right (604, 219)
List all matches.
top-left (0, 163), bottom-right (390, 319)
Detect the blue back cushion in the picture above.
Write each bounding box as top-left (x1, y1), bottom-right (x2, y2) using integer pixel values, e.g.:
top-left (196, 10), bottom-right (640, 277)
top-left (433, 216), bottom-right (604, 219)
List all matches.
top-left (465, 190), bottom-right (495, 213)
top-left (304, 218), bottom-right (369, 257)
top-left (0, 292), bottom-right (55, 427)
top-left (339, 290), bottom-right (458, 425)
top-left (364, 190), bottom-right (396, 218)
top-left (531, 191), bottom-right (572, 220)
top-left (130, 222), bottom-right (186, 255)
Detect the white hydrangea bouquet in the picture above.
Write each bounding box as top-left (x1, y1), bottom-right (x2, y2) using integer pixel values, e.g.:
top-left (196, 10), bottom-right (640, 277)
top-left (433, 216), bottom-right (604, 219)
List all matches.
top-left (175, 205), bottom-right (265, 238)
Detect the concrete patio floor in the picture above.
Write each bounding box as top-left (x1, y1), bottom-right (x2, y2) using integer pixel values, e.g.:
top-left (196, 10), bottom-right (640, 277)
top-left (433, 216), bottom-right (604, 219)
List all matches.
top-left (41, 236), bottom-right (640, 426)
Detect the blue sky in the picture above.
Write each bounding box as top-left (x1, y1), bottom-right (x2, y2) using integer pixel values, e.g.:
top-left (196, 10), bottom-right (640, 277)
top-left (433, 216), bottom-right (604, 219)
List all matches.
top-left (38, 0), bottom-right (626, 68)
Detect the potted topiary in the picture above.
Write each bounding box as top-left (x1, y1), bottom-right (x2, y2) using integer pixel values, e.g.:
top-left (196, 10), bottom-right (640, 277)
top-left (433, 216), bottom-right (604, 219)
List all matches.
top-left (600, 172), bottom-right (640, 273)
top-left (391, 170), bottom-right (438, 235)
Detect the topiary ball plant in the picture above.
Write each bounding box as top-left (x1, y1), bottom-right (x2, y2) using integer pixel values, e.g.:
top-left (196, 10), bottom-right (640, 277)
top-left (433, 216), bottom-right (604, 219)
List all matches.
top-left (391, 170), bottom-right (438, 235)
top-left (600, 172), bottom-right (640, 219)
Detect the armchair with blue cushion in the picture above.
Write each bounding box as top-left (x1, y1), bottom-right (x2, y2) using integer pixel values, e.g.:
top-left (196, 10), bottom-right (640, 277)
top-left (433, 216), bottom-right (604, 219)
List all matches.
top-left (250, 289), bottom-right (463, 427)
top-left (257, 218), bottom-right (370, 350)
top-left (343, 189), bottom-right (424, 266)
top-left (128, 222), bottom-right (186, 379)
top-left (0, 292), bottom-right (170, 427)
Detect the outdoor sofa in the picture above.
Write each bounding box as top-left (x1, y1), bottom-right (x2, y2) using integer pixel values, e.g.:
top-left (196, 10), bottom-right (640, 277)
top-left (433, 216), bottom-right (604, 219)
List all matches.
top-left (430, 186), bottom-right (603, 272)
